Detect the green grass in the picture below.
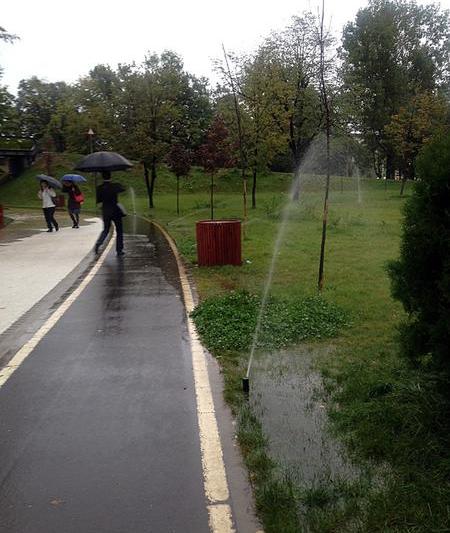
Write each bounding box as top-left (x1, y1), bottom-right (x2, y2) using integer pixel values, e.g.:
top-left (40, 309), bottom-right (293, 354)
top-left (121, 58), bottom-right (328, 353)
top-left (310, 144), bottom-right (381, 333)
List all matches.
top-left (2, 158), bottom-right (448, 531)
top-left (191, 290), bottom-right (350, 351)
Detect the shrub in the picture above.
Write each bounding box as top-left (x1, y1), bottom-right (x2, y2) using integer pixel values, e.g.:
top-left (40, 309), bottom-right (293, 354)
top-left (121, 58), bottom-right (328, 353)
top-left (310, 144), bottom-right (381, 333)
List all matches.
top-left (387, 134), bottom-right (450, 373)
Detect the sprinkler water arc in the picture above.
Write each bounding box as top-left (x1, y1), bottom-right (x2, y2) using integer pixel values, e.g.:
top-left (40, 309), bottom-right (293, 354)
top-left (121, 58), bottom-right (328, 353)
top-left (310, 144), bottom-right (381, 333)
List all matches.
top-left (241, 172), bottom-right (300, 397)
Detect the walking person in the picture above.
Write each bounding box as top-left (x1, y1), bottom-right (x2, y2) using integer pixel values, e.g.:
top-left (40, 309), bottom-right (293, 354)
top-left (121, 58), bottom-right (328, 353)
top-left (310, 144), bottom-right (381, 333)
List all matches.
top-left (38, 180), bottom-right (59, 232)
top-left (62, 181), bottom-right (83, 228)
top-left (94, 171), bottom-right (126, 256)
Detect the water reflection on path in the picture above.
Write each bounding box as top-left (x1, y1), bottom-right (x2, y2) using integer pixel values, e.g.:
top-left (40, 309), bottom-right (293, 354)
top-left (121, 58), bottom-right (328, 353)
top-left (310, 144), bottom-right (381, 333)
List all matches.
top-left (250, 345), bottom-right (358, 486)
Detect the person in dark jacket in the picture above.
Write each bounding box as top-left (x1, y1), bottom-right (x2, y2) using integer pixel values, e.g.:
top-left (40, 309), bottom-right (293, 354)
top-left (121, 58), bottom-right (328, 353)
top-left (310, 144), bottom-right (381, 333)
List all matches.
top-left (94, 171), bottom-right (125, 256)
top-left (62, 181), bottom-right (82, 228)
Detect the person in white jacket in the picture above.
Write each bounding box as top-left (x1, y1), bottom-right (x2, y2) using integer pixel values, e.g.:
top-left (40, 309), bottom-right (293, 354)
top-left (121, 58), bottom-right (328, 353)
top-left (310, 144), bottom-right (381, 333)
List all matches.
top-left (38, 180), bottom-right (59, 232)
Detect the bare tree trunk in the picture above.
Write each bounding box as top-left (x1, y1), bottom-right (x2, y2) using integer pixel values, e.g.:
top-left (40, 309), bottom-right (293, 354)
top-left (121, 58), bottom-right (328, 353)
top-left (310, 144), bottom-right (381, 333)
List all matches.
top-left (242, 171), bottom-right (247, 237)
top-left (400, 176), bottom-right (407, 196)
top-left (210, 173), bottom-right (214, 220)
top-left (222, 44), bottom-right (248, 223)
top-left (252, 167), bottom-right (257, 209)
top-left (149, 155), bottom-right (157, 209)
top-left (386, 152), bottom-right (395, 180)
top-left (242, 170), bottom-right (247, 219)
top-left (318, 0), bottom-right (331, 293)
top-left (176, 176), bottom-right (180, 215)
top-left (144, 162), bottom-right (152, 209)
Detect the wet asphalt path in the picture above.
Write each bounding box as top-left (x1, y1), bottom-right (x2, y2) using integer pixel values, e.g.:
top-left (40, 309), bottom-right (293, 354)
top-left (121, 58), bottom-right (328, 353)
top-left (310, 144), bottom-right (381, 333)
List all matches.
top-left (0, 219), bottom-right (210, 532)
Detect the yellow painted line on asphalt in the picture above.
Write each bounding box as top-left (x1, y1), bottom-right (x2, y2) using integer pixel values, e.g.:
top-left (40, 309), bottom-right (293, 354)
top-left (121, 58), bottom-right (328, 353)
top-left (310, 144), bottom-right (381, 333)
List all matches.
top-left (149, 220), bottom-right (235, 533)
top-left (0, 238), bottom-right (114, 388)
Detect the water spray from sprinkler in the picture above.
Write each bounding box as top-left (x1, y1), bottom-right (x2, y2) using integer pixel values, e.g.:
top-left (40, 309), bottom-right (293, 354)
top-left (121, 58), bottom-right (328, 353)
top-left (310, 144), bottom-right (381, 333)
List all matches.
top-left (242, 172), bottom-right (300, 396)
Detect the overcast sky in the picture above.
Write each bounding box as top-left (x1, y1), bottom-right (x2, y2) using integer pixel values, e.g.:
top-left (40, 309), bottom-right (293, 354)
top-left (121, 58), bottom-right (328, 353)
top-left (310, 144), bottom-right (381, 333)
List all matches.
top-left (2, 0), bottom-right (450, 93)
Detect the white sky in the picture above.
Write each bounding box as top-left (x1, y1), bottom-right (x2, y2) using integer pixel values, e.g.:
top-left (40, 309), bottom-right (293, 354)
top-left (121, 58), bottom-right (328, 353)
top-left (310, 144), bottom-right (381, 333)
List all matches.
top-left (2, 0), bottom-right (450, 93)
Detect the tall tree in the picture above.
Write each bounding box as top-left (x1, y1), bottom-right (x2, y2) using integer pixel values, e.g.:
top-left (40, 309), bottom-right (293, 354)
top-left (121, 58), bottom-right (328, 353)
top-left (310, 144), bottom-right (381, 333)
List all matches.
top-left (216, 52), bottom-right (284, 209)
top-left (241, 54), bottom-right (285, 208)
top-left (251, 13), bottom-right (325, 198)
top-left (0, 26), bottom-right (19, 137)
top-left (341, 0), bottom-right (450, 179)
top-left (220, 45), bottom-right (254, 222)
top-left (114, 52), bottom-right (210, 208)
top-left (317, 0), bottom-right (334, 292)
top-left (16, 77), bottom-right (70, 143)
top-left (136, 52), bottom-right (185, 208)
top-left (0, 86), bottom-right (19, 137)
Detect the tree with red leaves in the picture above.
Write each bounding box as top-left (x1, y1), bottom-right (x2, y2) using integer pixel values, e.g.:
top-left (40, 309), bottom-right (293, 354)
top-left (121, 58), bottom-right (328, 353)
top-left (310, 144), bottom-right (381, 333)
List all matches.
top-left (197, 115), bottom-right (234, 220)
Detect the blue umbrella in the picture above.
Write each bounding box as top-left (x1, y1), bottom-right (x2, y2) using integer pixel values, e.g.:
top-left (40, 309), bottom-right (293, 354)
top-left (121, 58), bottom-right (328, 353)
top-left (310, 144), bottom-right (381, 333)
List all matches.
top-left (61, 174), bottom-right (87, 183)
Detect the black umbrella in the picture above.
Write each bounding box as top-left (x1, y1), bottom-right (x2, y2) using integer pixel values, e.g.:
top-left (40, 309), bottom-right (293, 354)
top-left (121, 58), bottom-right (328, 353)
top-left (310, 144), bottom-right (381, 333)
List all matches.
top-left (35, 174), bottom-right (63, 189)
top-left (74, 151), bottom-right (133, 172)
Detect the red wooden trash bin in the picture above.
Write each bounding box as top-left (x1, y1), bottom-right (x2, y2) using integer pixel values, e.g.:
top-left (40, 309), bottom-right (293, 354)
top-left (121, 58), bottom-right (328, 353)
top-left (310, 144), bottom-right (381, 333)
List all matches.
top-left (196, 220), bottom-right (242, 266)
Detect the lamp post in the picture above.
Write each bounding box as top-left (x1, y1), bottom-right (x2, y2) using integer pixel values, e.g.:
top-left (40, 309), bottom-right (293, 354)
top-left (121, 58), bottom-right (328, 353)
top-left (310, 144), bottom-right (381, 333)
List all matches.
top-left (86, 128), bottom-right (97, 211)
top-left (87, 128), bottom-right (95, 153)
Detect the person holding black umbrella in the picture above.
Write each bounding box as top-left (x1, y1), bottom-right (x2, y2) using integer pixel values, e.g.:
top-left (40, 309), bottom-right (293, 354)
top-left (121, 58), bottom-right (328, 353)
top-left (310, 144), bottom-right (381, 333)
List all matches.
top-left (94, 171), bottom-right (126, 255)
top-left (74, 151), bottom-right (132, 256)
top-left (37, 179), bottom-right (59, 232)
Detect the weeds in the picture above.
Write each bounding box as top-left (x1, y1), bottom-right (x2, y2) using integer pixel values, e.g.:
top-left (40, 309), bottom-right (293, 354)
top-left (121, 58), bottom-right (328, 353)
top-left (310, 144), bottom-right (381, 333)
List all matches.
top-left (191, 290), bottom-right (350, 353)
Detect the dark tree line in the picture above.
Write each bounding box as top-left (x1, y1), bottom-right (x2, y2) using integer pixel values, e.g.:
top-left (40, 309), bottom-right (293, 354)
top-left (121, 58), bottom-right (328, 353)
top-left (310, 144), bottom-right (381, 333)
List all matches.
top-left (1, 0), bottom-right (449, 205)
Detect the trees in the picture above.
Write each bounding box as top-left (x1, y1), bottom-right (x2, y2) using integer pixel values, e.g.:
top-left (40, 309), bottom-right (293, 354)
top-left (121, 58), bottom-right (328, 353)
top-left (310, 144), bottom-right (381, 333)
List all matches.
top-left (256, 14), bottom-right (324, 184)
top-left (385, 92), bottom-right (449, 193)
top-left (134, 52), bottom-right (189, 209)
top-left (0, 86), bottom-right (19, 137)
top-left (217, 13), bottom-right (331, 207)
top-left (16, 77), bottom-right (70, 144)
top-left (233, 53), bottom-right (285, 208)
top-left (0, 26), bottom-right (19, 137)
top-left (113, 52), bottom-right (211, 209)
top-left (388, 133), bottom-right (450, 373)
top-left (341, 0), bottom-right (450, 179)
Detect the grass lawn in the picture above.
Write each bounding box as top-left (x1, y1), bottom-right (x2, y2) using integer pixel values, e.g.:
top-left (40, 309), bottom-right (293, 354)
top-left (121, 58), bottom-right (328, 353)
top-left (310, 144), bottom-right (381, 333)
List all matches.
top-left (2, 155), bottom-right (449, 531)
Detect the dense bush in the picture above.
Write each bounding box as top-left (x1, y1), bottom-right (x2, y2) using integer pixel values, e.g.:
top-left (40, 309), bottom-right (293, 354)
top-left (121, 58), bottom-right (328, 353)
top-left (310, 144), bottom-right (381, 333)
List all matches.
top-left (388, 134), bottom-right (450, 372)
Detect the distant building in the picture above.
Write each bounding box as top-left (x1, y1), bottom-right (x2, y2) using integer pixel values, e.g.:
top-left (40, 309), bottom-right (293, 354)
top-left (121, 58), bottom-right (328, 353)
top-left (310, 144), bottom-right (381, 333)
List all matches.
top-left (0, 138), bottom-right (37, 182)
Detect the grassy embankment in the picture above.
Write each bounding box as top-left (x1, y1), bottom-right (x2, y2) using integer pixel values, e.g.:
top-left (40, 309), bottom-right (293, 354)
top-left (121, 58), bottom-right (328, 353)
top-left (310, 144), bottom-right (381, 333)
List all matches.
top-left (1, 153), bottom-right (449, 531)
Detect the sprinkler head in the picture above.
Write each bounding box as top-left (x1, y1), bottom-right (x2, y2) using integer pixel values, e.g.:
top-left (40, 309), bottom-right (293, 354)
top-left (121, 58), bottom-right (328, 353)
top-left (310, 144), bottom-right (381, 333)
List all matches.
top-left (242, 377), bottom-right (250, 396)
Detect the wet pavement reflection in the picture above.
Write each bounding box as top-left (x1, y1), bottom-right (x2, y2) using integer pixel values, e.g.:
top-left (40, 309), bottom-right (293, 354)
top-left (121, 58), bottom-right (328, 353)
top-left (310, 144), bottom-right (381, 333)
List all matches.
top-left (0, 216), bottom-right (209, 533)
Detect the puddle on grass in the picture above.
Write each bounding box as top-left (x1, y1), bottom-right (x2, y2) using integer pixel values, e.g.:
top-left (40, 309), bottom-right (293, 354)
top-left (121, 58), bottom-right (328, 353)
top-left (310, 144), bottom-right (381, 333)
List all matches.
top-left (250, 344), bottom-right (359, 486)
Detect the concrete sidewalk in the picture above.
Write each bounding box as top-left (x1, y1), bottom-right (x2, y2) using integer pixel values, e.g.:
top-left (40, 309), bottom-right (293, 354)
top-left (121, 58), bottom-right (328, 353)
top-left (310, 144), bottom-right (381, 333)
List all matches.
top-left (0, 210), bottom-right (102, 336)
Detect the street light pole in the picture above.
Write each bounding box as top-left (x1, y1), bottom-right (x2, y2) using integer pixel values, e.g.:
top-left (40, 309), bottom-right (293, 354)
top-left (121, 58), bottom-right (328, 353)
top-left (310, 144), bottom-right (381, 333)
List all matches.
top-left (87, 128), bottom-right (95, 154)
top-left (86, 128), bottom-right (97, 212)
